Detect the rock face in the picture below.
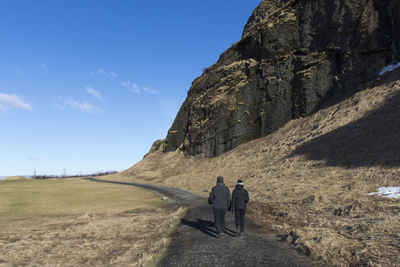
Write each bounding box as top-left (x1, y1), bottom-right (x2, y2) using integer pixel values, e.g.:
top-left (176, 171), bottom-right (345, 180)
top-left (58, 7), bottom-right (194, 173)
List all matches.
top-left (158, 0), bottom-right (400, 157)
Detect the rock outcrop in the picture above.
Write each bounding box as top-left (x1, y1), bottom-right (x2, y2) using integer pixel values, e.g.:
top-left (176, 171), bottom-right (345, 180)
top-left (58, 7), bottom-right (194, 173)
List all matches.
top-left (157, 0), bottom-right (400, 157)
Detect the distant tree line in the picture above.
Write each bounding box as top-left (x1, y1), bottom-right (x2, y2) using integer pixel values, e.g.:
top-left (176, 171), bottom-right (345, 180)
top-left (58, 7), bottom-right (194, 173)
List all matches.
top-left (32, 171), bottom-right (118, 179)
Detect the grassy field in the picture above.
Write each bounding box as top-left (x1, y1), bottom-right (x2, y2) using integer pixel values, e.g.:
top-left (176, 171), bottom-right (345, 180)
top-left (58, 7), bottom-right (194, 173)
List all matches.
top-left (0, 178), bottom-right (185, 266)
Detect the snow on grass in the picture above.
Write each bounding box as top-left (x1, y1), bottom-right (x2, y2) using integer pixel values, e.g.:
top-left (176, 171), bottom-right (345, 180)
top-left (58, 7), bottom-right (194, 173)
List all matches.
top-left (367, 187), bottom-right (400, 199)
top-left (379, 62), bottom-right (400, 76)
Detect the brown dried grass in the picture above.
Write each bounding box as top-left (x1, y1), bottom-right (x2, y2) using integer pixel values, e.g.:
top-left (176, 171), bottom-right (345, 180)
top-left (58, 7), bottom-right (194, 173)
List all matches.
top-left (116, 69), bottom-right (400, 265)
top-left (0, 179), bottom-right (186, 266)
top-left (0, 205), bottom-right (185, 267)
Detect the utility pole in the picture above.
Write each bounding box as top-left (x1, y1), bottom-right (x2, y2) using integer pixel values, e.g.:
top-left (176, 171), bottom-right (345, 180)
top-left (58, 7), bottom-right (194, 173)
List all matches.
top-left (33, 169), bottom-right (36, 178)
top-left (63, 168), bottom-right (66, 178)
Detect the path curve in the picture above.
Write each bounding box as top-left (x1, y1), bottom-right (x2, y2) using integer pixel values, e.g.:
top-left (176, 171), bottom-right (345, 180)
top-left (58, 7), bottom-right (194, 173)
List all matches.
top-left (85, 178), bottom-right (315, 267)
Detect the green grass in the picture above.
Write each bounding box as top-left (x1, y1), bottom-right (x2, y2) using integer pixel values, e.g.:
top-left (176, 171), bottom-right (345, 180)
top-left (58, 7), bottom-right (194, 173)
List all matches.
top-left (0, 178), bottom-right (164, 222)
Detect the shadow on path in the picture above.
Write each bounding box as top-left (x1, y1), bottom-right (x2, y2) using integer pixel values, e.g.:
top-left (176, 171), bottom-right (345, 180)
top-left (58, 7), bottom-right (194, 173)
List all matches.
top-left (180, 219), bottom-right (217, 237)
top-left (181, 218), bottom-right (237, 238)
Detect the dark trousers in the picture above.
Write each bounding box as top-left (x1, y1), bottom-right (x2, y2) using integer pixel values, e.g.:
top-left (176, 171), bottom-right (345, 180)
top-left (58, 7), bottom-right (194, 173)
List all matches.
top-left (235, 209), bottom-right (246, 233)
top-left (213, 208), bottom-right (226, 234)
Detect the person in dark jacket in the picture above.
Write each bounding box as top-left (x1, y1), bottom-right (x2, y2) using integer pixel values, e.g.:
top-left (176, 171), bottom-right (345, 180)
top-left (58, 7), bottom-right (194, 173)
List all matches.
top-left (208, 176), bottom-right (231, 238)
top-left (231, 179), bottom-right (249, 237)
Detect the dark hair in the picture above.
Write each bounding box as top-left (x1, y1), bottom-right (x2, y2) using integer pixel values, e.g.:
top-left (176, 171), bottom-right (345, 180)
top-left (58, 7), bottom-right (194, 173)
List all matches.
top-left (217, 176), bottom-right (224, 183)
top-left (237, 179), bottom-right (243, 184)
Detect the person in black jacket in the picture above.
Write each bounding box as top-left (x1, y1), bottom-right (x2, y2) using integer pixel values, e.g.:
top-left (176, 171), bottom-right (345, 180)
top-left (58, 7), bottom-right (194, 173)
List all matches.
top-left (208, 176), bottom-right (231, 238)
top-left (231, 179), bottom-right (249, 237)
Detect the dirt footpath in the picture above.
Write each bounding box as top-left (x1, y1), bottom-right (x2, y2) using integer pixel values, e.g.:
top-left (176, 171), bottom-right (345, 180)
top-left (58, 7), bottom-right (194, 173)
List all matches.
top-left (86, 178), bottom-right (315, 266)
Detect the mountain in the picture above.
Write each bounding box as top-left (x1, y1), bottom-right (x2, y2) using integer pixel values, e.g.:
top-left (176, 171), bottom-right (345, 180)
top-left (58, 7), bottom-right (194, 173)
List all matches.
top-left (122, 0), bottom-right (400, 265)
top-left (125, 67), bottom-right (400, 266)
top-left (151, 0), bottom-right (400, 157)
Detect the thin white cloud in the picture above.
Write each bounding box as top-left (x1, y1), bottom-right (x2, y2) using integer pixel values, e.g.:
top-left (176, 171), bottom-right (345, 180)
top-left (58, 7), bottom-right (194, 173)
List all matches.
top-left (121, 81), bottom-right (140, 93)
top-left (120, 80), bottom-right (156, 94)
top-left (69, 101), bottom-right (97, 113)
top-left (143, 87), bottom-right (157, 94)
top-left (28, 156), bottom-right (40, 161)
top-left (0, 93), bottom-right (32, 111)
top-left (58, 96), bottom-right (99, 114)
top-left (120, 81), bottom-right (131, 88)
top-left (0, 104), bottom-right (6, 112)
top-left (131, 83), bottom-right (140, 94)
top-left (91, 68), bottom-right (118, 79)
top-left (86, 86), bottom-right (102, 101)
top-left (41, 62), bottom-right (48, 73)
top-left (91, 68), bottom-right (106, 75)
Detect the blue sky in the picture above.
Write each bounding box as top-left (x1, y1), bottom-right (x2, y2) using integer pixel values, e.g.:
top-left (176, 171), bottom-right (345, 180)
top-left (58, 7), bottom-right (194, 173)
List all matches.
top-left (0, 0), bottom-right (261, 176)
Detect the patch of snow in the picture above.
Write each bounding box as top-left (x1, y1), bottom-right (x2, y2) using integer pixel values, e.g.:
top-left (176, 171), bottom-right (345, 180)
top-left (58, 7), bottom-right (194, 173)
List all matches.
top-left (367, 187), bottom-right (400, 199)
top-left (378, 62), bottom-right (400, 76)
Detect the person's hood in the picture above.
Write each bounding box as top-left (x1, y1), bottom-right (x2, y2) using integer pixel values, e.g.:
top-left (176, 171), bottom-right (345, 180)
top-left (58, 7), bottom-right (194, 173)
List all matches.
top-left (235, 184), bottom-right (244, 190)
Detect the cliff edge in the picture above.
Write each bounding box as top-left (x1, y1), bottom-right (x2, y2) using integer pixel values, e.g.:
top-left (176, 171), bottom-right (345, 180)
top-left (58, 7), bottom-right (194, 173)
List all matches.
top-left (156, 0), bottom-right (400, 157)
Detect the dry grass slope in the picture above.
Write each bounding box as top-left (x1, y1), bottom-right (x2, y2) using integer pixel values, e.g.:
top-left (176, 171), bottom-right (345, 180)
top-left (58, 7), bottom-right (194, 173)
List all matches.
top-left (119, 69), bottom-right (400, 266)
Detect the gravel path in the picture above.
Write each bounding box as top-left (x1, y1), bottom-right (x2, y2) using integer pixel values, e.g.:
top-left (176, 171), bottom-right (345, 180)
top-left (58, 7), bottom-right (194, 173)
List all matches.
top-left (85, 178), bottom-right (315, 266)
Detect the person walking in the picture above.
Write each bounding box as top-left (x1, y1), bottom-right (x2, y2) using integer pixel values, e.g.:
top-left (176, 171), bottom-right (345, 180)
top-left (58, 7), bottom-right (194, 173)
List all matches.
top-left (231, 179), bottom-right (249, 237)
top-left (208, 176), bottom-right (231, 238)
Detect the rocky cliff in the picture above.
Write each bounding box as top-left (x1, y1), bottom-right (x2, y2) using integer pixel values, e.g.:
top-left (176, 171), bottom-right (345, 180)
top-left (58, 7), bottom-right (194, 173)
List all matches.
top-left (155, 0), bottom-right (400, 157)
